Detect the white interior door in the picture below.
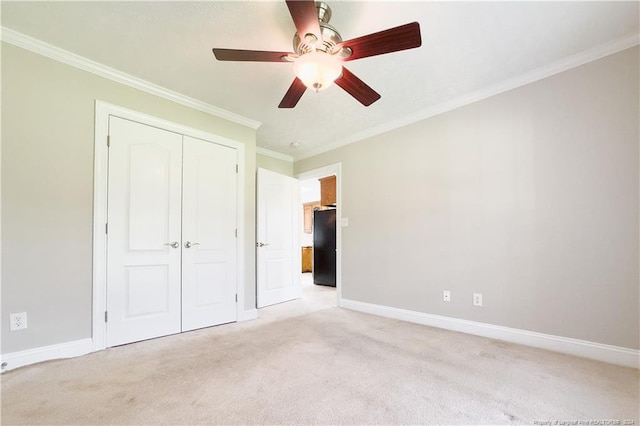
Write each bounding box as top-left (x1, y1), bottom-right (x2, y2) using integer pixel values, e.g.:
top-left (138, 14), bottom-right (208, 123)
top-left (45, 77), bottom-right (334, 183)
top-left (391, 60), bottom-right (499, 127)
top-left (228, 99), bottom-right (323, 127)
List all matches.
top-left (181, 136), bottom-right (238, 331)
top-left (106, 116), bottom-right (183, 347)
top-left (256, 168), bottom-right (300, 308)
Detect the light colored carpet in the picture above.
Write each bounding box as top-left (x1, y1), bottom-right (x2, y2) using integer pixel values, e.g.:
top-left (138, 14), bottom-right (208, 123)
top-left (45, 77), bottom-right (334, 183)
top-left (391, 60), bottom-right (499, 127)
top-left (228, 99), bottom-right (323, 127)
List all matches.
top-left (1, 278), bottom-right (638, 425)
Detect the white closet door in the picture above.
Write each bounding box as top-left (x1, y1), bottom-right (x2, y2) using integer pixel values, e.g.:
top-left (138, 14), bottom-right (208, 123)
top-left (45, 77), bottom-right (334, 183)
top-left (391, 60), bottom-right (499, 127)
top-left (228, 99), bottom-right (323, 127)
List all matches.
top-left (181, 136), bottom-right (238, 331)
top-left (106, 116), bottom-right (183, 347)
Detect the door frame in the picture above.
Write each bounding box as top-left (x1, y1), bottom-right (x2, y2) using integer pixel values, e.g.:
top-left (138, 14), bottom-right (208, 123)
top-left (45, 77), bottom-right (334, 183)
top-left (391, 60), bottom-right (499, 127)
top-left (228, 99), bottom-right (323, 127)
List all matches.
top-left (295, 163), bottom-right (342, 306)
top-left (92, 100), bottom-right (246, 351)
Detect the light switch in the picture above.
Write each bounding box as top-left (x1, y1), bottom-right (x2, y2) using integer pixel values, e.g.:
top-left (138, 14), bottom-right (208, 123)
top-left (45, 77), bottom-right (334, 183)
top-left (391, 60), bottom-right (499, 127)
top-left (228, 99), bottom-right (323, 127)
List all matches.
top-left (341, 217), bottom-right (349, 227)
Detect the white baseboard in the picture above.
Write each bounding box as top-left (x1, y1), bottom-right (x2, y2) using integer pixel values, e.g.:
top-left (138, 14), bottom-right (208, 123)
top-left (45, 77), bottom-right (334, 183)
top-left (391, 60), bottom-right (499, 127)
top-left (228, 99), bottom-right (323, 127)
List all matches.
top-left (340, 298), bottom-right (639, 369)
top-left (2, 311), bottom-right (258, 372)
top-left (238, 309), bottom-right (258, 322)
top-left (1, 338), bottom-right (93, 373)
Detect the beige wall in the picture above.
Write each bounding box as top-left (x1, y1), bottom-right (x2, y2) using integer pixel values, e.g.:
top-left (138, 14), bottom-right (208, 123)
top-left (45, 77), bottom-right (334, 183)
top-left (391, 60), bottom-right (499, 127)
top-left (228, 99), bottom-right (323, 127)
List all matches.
top-left (1, 43), bottom-right (258, 354)
top-left (295, 47), bottom-right (639, 349)
top-left (257, 153), bottom-right (293, 176)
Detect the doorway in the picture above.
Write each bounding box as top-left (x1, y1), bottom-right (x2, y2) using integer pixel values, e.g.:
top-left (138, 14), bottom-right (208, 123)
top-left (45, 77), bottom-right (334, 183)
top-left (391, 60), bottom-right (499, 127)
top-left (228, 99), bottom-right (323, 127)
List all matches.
top-left (296, 163), bottom-right (342, 306)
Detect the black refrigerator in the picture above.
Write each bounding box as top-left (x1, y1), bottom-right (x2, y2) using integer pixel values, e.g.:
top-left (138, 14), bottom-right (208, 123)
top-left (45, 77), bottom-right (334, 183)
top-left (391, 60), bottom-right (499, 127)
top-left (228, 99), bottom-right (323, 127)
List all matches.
top-left (313, 209), bottom-right (336, 287)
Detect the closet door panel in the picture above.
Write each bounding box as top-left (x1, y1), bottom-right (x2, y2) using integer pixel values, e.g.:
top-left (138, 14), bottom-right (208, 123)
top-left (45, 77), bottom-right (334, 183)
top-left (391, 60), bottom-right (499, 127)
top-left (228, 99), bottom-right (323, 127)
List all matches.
top-left (182, 136), bottom-right (238, 331)
top-left (106, 116), bottom-right (183, 347)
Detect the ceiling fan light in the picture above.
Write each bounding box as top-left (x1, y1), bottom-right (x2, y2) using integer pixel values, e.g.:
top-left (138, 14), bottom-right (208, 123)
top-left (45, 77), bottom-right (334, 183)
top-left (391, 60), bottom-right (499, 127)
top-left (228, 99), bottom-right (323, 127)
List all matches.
top-left (293, 51), bottom-right (342, 92)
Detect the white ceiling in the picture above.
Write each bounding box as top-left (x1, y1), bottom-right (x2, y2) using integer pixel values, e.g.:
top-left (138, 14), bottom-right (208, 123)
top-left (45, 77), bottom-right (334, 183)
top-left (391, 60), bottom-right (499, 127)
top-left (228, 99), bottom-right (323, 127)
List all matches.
top-left (2, 1), bottom-right (638, 160)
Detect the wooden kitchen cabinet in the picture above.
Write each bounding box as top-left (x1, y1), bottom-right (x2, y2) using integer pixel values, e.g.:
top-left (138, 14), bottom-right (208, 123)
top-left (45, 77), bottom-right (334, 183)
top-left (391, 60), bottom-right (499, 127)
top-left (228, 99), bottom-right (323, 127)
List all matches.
top-left (319, 175), bottom-right (336, 206)
top-left (303, 201), bottom-right (321, 234)
top-left (301, 246), bottom-right (313, 272)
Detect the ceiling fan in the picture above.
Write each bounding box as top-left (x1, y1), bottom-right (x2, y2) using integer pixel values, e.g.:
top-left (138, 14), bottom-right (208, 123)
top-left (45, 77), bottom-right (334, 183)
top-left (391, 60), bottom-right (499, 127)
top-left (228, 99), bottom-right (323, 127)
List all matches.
top-left (212, 0), bottom-right (422, 108)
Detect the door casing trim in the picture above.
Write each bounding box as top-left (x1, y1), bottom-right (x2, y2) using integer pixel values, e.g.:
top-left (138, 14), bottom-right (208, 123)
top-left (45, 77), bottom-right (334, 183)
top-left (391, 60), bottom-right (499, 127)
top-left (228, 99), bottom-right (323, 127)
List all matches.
top-left (92, 100), bottom-right (246, 351)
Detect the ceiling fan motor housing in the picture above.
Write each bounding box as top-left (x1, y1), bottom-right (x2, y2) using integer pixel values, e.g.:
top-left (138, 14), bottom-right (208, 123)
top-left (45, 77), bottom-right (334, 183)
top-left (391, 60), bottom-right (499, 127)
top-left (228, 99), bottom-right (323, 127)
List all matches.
top-left (292, 2), bottom-right (347, 56)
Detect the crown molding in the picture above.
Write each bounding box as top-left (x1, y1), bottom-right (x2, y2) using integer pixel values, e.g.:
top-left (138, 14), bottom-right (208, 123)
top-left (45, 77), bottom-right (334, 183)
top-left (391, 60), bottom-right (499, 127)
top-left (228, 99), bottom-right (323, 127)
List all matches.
top-left (293, 33), bottom-right (640, 162)
top-left (0, 27), bottom-right (262, 130)
top-left (256, 147), bottom-right (294, 162)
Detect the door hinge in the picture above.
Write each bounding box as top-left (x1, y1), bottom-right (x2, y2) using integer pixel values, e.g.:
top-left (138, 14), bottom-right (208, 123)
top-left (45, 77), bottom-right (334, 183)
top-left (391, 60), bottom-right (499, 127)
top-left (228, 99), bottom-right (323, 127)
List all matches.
top-left (107, 135), bottom-right (110, 147)
top-left (235, 228), bottom-right (238, 238)
top-left (235, 294), bottom-right (238, 303)
top-left (235, 164), bottom-right (238, 173)
top-left (105, 223), bottom-right (108, 234)
top-left (104, 311), bottom-right (108, 323)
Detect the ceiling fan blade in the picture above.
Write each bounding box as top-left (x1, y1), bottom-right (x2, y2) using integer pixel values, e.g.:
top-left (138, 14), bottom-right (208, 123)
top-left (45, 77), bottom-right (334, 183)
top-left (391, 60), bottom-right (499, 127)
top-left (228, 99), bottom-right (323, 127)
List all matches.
top-left (212, 48), bottom-right (293, 62)
top-left (334, 67), bottom-right (381, 107)
top-left (339, 22), bottom-right (422, 62)
top-left (279, 77), bottom-right (307, 108)
top-left (286, 0), bottom-right (322, 44)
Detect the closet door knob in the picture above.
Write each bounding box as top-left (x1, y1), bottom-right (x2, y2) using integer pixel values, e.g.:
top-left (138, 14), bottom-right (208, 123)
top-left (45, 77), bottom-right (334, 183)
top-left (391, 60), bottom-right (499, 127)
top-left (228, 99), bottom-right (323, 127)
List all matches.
top-left (164, 242), bottom-right (180, 249)
top-left (184, 241), bottom-right (200, 248)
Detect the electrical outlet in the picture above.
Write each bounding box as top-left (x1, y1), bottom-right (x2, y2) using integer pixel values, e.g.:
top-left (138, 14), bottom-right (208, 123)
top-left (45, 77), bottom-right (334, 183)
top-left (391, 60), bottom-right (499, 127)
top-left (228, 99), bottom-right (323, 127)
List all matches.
top-left (473, 293), bottom-right (483, 307)
top-left (443, 290), bottom-right (451, 302)
top-left (10, 312), bottom-right (27, 331)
